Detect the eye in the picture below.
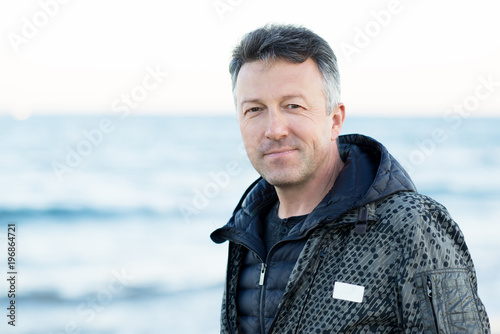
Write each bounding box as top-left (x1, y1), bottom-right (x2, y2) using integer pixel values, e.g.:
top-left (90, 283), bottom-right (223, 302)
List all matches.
top-left (244, 107), bottom-right (262, 115)
top-left (286, 104), bottom-right (302, 110)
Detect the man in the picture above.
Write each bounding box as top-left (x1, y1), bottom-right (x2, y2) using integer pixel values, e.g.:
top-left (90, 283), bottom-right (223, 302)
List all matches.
top-left (211, 24), bottom-right (490, 333)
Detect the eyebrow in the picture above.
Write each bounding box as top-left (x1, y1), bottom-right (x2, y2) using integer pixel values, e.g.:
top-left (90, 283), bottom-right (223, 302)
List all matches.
top-left (240, 94), bottom-right (307, 106)
top-left (240, 98), bottom-right (262, 106)
top-left (281, 94), bottom-right (307, 102)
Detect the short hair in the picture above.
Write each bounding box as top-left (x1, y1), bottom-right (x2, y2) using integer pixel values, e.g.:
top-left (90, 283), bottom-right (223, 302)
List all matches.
top-left (229, 24), bottom-right (341, 114)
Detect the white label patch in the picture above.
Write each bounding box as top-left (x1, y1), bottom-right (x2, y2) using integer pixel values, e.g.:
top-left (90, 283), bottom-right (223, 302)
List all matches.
top-left (332, 282), bottom-right (365, 303)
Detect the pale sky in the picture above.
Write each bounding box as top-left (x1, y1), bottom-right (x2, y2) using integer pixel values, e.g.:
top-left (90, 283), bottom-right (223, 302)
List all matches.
top-left (1, 0), bottom-right (499, 120)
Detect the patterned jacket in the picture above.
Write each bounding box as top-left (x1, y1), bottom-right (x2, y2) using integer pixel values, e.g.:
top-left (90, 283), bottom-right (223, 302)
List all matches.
top-left (211, 134), bottom-right (490, 333)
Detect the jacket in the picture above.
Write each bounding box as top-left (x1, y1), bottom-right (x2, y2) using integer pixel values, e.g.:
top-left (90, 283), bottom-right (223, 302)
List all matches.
top-left (211, 134), bottom-right (490, 333)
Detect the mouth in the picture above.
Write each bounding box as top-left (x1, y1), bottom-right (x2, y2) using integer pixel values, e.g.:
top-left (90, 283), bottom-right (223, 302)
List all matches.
top-left (263, 149), bottom-right (297, 158)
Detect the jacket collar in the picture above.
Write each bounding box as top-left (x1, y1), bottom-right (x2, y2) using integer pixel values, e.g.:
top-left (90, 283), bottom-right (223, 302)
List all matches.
top-left (211, 134), bottom-right (416, 244)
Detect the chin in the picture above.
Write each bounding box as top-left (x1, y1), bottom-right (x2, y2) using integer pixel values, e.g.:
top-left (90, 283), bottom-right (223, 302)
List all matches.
top-left (262, 172), bottom-right (303, 188)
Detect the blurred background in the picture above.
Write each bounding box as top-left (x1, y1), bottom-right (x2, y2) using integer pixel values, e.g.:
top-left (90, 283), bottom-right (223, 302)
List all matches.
top-left (0, 0), bottom-right (499, 333)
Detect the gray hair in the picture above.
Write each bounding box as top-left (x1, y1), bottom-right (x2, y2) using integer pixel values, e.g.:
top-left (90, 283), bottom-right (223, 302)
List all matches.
top-left (229, 24), bottom-right (341, 114)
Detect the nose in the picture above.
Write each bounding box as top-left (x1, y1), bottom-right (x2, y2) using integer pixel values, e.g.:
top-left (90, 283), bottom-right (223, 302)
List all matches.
top-left (264, 108), bottom-right (288, 141)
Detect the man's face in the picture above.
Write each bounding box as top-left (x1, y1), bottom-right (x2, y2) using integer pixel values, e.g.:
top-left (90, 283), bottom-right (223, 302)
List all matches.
top-left (235, 58), bottom-right (344, 188)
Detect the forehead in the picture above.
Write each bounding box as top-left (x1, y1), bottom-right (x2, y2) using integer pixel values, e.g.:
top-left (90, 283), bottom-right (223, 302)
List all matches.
top-left (235, 58), bottom-right (324, 102)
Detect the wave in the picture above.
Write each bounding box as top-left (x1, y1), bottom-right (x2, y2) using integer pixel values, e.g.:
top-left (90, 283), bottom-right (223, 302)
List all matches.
top-left (0, 206), bottom-right (172, 220)
top-left (0, 283), bottom-right (224, 305)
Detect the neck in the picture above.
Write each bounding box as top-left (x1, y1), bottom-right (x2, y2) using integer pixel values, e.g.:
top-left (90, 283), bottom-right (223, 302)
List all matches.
top-left (275, 152), bottom-right (344, 219)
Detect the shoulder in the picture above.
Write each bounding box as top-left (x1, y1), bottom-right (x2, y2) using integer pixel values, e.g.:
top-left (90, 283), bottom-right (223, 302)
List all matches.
top-left (376, 191), bottom-right (447, 213)
top-left (374, 191), bottom-right (451, 226)
top-left (369, 191), bottom-right (463, 247)
top-left (373, 192), bottom-right (470, 259)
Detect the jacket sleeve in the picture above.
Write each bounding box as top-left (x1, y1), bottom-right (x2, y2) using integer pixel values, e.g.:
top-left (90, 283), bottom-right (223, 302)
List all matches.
top-left (220, 281), bottom-right (230, 333)
top-left (219, 241), bottom-right (243, 334)
top-left (397, 201), bottom-right (491, 333)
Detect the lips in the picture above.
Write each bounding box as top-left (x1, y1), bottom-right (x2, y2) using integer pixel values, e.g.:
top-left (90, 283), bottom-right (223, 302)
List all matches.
top-left (263, 148), bottom-right (296, 157)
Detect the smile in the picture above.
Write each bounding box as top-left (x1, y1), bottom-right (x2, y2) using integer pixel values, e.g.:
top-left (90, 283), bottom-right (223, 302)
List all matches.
top-left (264, 149), bottom-right (297, 158)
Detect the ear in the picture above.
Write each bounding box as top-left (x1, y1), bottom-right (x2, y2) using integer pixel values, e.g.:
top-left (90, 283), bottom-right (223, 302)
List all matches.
top-left (331, 103), bottom-right (346, 141)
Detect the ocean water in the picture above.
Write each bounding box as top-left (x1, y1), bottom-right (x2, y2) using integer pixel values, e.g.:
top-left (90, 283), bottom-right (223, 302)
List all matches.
top-left (0, 114), bottom-right (499, 333)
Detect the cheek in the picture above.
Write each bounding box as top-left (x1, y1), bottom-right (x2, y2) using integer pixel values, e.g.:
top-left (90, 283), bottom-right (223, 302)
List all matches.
top-left (291, 121), bottom-right (330, 147)
top-left (240, 123), bottom-right (260, 151)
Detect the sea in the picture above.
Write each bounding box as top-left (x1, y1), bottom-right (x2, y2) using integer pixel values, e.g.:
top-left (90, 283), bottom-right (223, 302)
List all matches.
top-left (0, 114), bottom-right (499, 333)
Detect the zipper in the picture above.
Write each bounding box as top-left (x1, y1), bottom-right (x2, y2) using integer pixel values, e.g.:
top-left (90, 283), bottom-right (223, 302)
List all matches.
top-left (257, 238), bottom-right (291, 334)
top-left (426, 277), bottom-right (439, 333)
top-left (259, 263), bottom-right (267, 333)
top-left (259, 263), bottom-right (267, 286)
top-left (257, 237), bottom-right (296, 334)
